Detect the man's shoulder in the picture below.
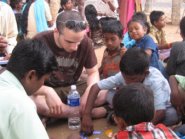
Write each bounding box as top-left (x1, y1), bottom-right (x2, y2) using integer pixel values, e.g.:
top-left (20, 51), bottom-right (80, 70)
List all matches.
top-left (79, 35), bottom-right (92, 47)
top-left (34, 30), bottom-right (53, 39)
top-left (34, 31), bottom-right (54, 46)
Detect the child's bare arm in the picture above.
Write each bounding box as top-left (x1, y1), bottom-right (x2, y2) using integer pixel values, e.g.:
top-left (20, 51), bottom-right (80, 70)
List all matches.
top-left (169, 75), bottom-right (184, 114)
top-left (152, 110), bottom-right (165, 125)
top-left (145, 48), bottom-right (152, 57)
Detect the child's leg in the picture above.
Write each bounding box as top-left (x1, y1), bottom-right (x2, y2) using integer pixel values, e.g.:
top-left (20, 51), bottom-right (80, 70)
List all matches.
top-left (92, 107), bottom-right (107, 118)
top-left (92, 90), bottom-right (116, 119)
top-left (94, 90), bottom-right (108, 106)
top-left (162, 106), bottom-right (180, 126)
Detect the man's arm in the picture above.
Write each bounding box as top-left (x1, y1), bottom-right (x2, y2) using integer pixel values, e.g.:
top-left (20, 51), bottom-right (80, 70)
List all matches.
top-left (32, 85), bottom-right (63, 116)
top-left (81, 84), bottom-right (101, 135)
top-left (80, 65), bottom-right (100, 108)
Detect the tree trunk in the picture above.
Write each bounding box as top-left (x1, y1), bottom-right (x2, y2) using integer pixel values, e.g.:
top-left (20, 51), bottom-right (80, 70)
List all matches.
top-left (171, 0), bottom-right (182, 25)
top-left (144, 0), bottom-right (153, 13)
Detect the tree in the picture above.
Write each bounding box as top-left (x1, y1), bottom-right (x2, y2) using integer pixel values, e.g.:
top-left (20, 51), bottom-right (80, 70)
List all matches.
top-left (171, 0), bottom-right (182, 25)
top-left (144, 0), bottom-right (153, 13)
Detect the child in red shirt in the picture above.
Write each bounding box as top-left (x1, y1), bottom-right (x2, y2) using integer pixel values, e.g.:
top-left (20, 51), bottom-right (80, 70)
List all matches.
top-left (113, 83), bottom-right (179, 139)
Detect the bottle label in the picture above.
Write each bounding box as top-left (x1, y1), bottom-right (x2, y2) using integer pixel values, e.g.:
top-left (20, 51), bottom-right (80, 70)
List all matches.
top-left (68, 98), bottom-right (80, 106)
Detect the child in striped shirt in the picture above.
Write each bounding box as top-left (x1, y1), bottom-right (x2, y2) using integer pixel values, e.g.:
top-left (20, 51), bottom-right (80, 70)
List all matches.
top-left (113, 83), bottom-right (179, 139)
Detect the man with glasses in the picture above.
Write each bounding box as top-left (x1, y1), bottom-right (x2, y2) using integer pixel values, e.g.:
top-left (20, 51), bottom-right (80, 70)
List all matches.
top-left (33, 10), bottom-right (99, 118)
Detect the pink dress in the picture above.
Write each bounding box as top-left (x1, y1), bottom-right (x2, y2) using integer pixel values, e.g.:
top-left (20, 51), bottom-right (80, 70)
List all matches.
top-left (119, 0), bottom-right (141, 34)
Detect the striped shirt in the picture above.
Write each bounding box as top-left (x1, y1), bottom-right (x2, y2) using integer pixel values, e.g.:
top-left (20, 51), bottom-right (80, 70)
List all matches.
top-left (116, 122), bottom-right (179, 139)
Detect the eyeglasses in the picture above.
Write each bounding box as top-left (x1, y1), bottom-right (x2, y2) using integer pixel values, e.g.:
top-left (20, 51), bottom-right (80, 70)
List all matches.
top-left (56, 20), bottom-right (87, 32)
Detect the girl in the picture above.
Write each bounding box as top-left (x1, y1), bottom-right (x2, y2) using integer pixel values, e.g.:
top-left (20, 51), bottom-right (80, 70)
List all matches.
top-left (128, 18), bottom-right (166, 77)
top-left (58, 0), bottom-right (74, 13)
top-left (85, 4), bottom-right (104, 48)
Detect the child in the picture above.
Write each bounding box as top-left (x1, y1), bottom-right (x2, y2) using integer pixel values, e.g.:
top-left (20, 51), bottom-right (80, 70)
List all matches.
top-left (81, 47), bottom-right (178, 136)
top-left (10, 0), bottom-right (24, 14)
top-left (122, 11), bottom-right (147, 49)
top-left (149, 10), bottom-right (172, 61)
top-left (99, 19), bottom-right (126, 79)
top-left (85, 4), bottom-right (104, 48)
top-left (10, 0), bottom-right (25, 41)
top-left (128, 18), bottom-right (166, 77)
top-left (113, 83), bottom-right (179, 139)
top-left (58, 0), bottom-right (74, 13)
top-left (149, 10), bottom-right (171, 50)
top-left (166, 16), bottom-right (185, 76)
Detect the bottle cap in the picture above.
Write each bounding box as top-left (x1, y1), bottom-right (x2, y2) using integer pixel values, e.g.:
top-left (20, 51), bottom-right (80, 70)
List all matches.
top-left (71, 85), bottom-right (76, 90)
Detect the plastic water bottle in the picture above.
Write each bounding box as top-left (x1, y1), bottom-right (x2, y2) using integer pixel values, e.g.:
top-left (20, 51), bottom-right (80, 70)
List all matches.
top-left (67, 85), bottom-right (81, 130)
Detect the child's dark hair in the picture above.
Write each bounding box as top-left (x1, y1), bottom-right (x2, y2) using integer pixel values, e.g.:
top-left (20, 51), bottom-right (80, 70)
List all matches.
top-left (119, 47), bottom-right (149, 75)
top-left (127, 18), bottom-right (150, 34)
top-left (59, 0), bottom-right (70, 12)
top-left (150, 10), bottom-right (164, 25)
top-left (102, 19), bottom-right (123, 39)
top-left (10, 0), bottom-right (22, 9)
top-left (132, 12), bottom-right (147, 22)
top-left (180, 16), bottom-right (185, 37)
top-left (61, 0), bottom-right (69, 6)
top-left (113, 83), bottom-right (154, 125)
top-left (85, 4), bottom-right (100, 31)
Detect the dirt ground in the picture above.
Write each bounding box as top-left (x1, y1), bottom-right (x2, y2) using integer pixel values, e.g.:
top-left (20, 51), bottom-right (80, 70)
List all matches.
top-left (46, 22), bottom-right (182, 139)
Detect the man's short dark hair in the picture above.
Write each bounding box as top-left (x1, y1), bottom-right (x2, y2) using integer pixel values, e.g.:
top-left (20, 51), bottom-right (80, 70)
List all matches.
top-left (56, 10), bottom-right (87, 34)
top-left (113, 83), bottom-right (154, 125)
top-left (150, 10), bottom-right (164, 25)
top-left (102, 19), bottom-right (123, 39)
top-left (6, 39), bottom-right (58, 80)
top-left (119, 47), bottom-right (149, 75)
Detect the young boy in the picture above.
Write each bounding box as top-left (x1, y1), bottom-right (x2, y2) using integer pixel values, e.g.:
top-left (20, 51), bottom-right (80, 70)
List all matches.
top-left (99, 19), bottom-right (126, 79)
top-left (113, 83), bottom-right (179, 139)
top-left (149, 10), bottom-right (172, 61)
top-left (149, 10), bottom-right (171, 50)
top-left (81, 47), bottom-right (178, 135)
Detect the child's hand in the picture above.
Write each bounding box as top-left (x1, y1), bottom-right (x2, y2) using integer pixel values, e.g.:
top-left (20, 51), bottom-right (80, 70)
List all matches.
top-left (120, 47), bottom-right (127, 57)
top-left (0, 35), bottom-right (8, 53)
top-left (81, 114), bottom-right (94, 136)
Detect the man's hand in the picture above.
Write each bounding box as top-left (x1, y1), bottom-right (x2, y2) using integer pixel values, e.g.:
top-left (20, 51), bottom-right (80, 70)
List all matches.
top-left (0, 36), bottom-right (8, 53)
top-left (81, 114), bottom-right (94, 136)
top-left (80, 92), bottom-right (88, 112)
top-left (44, 86), bottom-right (63, 117)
